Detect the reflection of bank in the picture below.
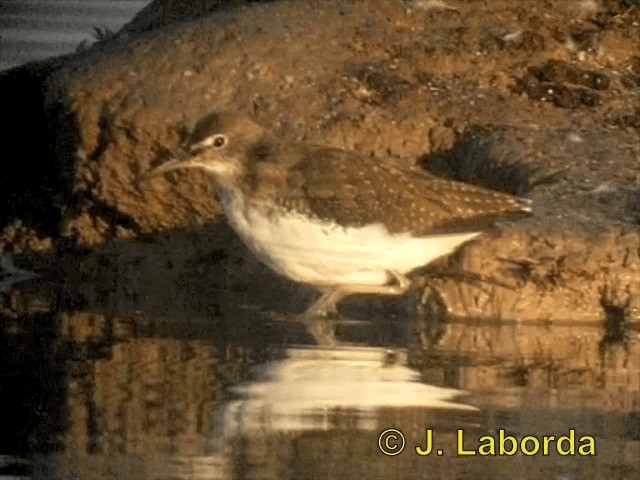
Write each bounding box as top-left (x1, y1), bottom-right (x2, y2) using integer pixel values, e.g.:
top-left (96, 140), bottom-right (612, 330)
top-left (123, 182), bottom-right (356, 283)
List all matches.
top-left (3, 307), bottom-right (637, 479)
top-left (416, 319), bottom-right (640, 409)
top-left (0, 309), bottom-right (242, 478)
top-left (50, 315), bottom-right (477, 479)
top-left (0, 310), bottom-right (65, 458)
top-left (58, 312), bottom-right (259, 457)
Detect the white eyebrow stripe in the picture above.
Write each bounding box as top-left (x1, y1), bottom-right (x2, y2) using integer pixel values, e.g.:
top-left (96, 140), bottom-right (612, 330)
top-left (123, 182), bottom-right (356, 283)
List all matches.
top-left (197, 135), bottom-right (217, 147)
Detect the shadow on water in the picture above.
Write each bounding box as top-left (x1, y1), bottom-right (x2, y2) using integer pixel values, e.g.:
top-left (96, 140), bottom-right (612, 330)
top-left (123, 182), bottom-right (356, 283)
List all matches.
top-left (0, 272), bottom-right (638, 479)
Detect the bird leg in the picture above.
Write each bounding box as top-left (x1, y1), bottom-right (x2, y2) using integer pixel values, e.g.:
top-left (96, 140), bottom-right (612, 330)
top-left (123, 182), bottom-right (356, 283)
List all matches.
top-left (302, 270), bottom-right (412, 318)
top-left (298, 271), bottom-right (412, 345)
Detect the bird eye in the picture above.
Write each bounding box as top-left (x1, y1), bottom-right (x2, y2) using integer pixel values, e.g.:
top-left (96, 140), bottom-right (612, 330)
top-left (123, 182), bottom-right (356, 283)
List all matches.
top-left (190, 133), bottom-right (228, 153)
top-left (212, 134), bottom-right (227, 148)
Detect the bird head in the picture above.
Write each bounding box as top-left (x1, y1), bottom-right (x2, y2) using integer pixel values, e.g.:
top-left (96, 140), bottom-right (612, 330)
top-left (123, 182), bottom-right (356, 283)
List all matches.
top-left (149, 112), bottom-right (271, 183)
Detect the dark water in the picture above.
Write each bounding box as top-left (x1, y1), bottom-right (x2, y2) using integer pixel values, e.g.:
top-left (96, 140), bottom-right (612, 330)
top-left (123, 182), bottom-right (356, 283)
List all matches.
top-left (0, 277), bottom-right (638, 480)
top-left (0, 0), bottom-right (150, 71)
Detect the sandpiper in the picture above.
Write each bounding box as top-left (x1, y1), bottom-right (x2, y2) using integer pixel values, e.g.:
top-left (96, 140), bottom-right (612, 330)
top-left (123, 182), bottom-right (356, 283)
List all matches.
top-left (149, 112), bottom-right (531, 323)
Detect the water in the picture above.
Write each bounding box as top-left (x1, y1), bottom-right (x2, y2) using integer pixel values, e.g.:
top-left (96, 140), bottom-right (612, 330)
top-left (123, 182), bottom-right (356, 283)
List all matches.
top-left (0, 280), bottom-right (638, 480)
top-left (0, 0), bottom-right (150, 71)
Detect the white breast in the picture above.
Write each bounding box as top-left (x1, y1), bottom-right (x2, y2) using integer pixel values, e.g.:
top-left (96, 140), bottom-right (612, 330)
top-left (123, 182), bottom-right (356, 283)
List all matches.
top-left (218, 187), bottom-right (480, 286)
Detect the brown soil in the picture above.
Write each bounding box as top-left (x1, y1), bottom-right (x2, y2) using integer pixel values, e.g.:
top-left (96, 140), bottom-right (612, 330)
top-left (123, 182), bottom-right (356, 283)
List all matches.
top-left (1, 0), bottom-right (639, 326)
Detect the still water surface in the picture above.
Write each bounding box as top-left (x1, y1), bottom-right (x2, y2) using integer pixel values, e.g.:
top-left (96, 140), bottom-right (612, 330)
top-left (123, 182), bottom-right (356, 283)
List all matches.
top-left (0, 280), bottom-right (638, 480)
top-left (0, 0), bottom-right (150, 71)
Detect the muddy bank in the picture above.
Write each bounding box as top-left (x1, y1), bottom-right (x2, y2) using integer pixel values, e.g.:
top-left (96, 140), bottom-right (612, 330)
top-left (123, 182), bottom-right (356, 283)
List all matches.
top-left (1, 0), bottom-right (639, 325)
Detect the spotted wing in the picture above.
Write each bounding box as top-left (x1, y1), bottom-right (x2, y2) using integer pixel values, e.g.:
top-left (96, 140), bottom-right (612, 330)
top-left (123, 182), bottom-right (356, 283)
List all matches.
top-left (279, 145), bottom-right (531, 235)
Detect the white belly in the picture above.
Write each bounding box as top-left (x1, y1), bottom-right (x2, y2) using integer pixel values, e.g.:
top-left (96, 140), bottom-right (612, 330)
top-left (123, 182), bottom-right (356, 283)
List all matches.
top-left (220, 188), bottom-right (480, 286)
